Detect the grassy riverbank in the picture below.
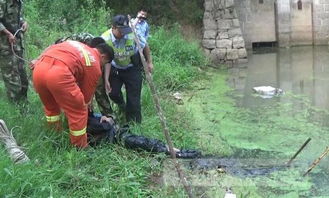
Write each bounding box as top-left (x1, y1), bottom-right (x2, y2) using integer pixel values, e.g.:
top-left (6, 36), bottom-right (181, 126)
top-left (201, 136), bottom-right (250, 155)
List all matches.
top-left (0, 1), bottom-right (208, 197)
top-left (3, 1), bottom-right (328, 197)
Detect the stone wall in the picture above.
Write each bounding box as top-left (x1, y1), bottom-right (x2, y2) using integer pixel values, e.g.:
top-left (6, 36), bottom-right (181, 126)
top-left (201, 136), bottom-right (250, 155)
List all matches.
top-left (291, 0), bottom-right (313, 45)
top-left (235, 0), bottom-right (276, 49)
top-left (202, 0), bottom-right (248, 64)
top-left (234, 0), bottom-right (329, 47)
top-left (313, 0), bottom-right (329, 45)
top-left (276, 0), bottom-right (292, 47)
top-left (202, 0), bottom-right (329, 63)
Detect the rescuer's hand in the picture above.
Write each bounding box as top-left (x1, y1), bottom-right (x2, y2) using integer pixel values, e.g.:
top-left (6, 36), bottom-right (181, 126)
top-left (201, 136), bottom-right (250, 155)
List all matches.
top-left (7, 32), bottom-right (16, 44)
top-left (147, 62), bottom-right (153, 74)
top-left (29, 59), bottom-right (37, 70)
top-left (100, 116), bottom-right (114, 124)
top-left (105, 80), bottom-right (112, 94)
top-left (21, 21), bottom-right (28, 32)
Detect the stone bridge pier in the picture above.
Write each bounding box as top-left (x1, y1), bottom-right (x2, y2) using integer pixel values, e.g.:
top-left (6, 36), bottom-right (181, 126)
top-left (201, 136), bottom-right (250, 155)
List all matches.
top-left (203, 0), bottom-right (329, 64)
top-left (202, 0), bottom-right (248, 64)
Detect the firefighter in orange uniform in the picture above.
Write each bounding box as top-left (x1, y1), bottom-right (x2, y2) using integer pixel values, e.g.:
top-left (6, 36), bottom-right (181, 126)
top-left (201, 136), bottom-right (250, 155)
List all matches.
top-left (32, 39), bottom-right (114, 148)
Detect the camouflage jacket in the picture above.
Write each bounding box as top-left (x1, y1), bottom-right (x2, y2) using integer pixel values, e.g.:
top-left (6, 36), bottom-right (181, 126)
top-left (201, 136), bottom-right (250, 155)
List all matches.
top-left (55, 33), bottom-right (114, 116)
top-left (54, 32), bottom-right (95, 46)
top-left (0, 0), bottom-right (23, 50)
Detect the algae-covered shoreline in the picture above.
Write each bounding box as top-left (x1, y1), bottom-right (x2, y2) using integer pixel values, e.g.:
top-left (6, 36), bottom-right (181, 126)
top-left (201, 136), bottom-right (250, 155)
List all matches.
top-left (182, 67), bottom-right (329, 197)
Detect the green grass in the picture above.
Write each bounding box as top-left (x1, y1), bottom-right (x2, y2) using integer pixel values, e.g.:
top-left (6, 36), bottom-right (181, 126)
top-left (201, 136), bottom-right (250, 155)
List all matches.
top-left (0, 75), bottom-right (196, 197)
top-left (0, 1), bottom-right (208, 197)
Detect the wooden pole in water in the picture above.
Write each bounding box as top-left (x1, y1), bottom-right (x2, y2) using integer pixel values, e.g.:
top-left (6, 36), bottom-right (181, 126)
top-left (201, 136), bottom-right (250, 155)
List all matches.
top-left (286, 138), bottom-right (311, 167)
top-left (128, 17), bottom-right (194, 198)
top-left (303, 146), bottom-right (329, 177)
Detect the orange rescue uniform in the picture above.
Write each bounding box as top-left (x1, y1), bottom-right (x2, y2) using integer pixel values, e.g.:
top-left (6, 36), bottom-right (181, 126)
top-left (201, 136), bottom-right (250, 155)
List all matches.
top-left (33, 41), bottom-right (102, 148)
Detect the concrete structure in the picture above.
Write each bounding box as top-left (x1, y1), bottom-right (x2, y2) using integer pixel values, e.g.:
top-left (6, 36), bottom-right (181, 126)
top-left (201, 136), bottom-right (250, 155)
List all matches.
top-left (202, 0), bottom-right (248, 64)
top-left (203, 0), bottom-right (329, 63)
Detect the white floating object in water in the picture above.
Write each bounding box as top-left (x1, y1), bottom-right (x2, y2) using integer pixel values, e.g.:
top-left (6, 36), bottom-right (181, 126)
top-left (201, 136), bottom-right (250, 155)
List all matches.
top-left (252, 86), bottom-right (283, 98)
top-left (172, 92), bottom-right (184, 104)
top-left (173, 92), bottom-right (183, 100)
top-left (224, 188), bottom-right (237, 198)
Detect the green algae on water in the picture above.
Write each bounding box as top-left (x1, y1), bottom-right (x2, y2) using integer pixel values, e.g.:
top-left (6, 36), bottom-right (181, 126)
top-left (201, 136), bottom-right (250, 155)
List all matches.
top-left (183, 68), bottom-right (328, 197)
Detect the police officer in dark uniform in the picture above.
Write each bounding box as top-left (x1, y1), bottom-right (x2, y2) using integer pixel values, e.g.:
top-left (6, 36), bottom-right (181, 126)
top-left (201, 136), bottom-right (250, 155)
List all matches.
top-left (101, 15), bottom-right (154, 123)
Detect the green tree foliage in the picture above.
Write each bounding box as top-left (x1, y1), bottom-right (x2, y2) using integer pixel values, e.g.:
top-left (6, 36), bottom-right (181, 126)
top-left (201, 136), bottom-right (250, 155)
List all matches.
top-left (149, 26), bottom-right (207, 90)
top-left (105, 0), bottom-right (204, 26)
top-left (24, 0), bottom-right (110, 60)
top-left (25, 0), bottom-right (110, 32)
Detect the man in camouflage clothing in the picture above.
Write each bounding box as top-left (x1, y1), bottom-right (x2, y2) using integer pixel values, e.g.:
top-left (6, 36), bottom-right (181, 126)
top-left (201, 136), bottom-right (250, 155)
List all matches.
top-left (0, 0), bottom-right (28, 103)
top-left (53, 33), bottom-right (115, 117)
top-left (54, 32), bottom-right (95, 46)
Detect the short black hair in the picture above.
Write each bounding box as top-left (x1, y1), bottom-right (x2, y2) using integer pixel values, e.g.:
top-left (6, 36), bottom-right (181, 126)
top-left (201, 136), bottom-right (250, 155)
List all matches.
top-left (95, 43), bottom-right (114, 62)
top-left (139, 9), bottom-right (148, 13)
top-left (90, 37), bottom-right (106, 48)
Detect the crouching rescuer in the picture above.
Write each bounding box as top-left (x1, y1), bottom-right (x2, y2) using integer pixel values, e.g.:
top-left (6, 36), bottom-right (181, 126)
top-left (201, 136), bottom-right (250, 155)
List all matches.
top-left (32, 39), bottom-right (114, 148)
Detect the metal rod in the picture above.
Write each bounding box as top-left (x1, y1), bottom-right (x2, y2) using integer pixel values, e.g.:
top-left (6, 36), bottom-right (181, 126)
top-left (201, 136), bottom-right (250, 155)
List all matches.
top-left (303, 146), bottom-right (329, 177)
top-left (128, 17), bottom-right (194, 197)
top-left (286, 138), bottom-right (311, 167)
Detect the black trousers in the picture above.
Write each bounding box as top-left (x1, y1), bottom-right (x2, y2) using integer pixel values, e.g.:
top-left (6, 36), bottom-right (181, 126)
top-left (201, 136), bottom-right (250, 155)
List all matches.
top-left (87, 114), bottom-right (201, 158)
top-left (109, 65), bottom-right (143, 123)
top-left (87, 114), bottom-right (167, 153)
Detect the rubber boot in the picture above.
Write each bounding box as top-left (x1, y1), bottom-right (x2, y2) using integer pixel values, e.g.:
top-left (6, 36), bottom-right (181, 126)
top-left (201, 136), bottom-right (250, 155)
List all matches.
top-left (70, 133), bottom-right (88, 148)
top-left (47, 120), bottom-right (62, 132)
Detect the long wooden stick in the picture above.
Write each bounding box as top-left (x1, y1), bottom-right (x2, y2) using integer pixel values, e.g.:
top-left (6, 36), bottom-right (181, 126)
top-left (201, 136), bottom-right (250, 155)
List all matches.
top-left (303, 146), bottom-right (329, 176)
top-left (129, 18), bottom-right (194, 198)
top-left (0, 119), bottom-right (29, 164)
top-left (286, 138), bottom-right (311, 167)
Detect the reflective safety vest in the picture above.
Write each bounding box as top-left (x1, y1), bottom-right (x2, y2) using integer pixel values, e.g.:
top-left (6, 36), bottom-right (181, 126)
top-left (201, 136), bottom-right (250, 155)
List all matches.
top-left (67, 40), bottom-right (94, 66)
top-left (101, 29), bottom-right (135, 68)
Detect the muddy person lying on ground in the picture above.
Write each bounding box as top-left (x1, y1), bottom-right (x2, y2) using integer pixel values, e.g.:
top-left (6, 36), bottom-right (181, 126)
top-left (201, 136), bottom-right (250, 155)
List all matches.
top-left (88, 111), bottom-right (289, 177)
top-left (87, 111), bottom-right (201, 159)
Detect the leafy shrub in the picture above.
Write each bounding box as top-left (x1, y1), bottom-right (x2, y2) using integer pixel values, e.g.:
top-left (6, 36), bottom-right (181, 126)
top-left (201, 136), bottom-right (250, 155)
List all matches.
top-left (25, 0), bottom-right (110, 33)
top-left (24, 0), bottom-right (111, 61)
top-left (106, 0), bottom-right (204, 26)
top-left (149, 26), bottom-right (207, 90)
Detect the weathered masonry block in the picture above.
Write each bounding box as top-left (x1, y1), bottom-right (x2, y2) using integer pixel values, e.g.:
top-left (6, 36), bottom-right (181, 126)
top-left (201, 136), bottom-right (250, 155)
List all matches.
top-left (204, 0), bottom-right (329, 64)
top-left (202, 0), bottom-right (248, 64)
top-left (234, 0), bottom-right (329, 47)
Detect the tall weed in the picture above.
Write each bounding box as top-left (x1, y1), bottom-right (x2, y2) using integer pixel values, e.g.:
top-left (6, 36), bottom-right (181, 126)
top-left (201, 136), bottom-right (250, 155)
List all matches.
top-left (0, 1), bottom-right (208, 197)
top-left (150, 26), bottom-right (208, 90)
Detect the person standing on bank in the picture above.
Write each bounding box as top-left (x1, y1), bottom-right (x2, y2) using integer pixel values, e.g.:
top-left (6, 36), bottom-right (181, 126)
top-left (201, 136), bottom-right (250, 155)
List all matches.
top-left (132, 9), bottom-right (150, 45)
top-left (0, 0), bottom-right (29, 103)
top-left (101, 15), bottom-right (154, 123)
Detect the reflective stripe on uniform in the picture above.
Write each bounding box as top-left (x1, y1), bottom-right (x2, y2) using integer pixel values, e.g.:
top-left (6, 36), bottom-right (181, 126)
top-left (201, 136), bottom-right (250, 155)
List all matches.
top-left (101, 29), bottom-right (135, 67)
top-left (46, 115), bottom-right (60, 123)
top-left (70, 127), bottom-right (87, 136)
top-left (82, 49), bottom-right (91, 66)
top-left (67, 41), bottom-right (92, 66)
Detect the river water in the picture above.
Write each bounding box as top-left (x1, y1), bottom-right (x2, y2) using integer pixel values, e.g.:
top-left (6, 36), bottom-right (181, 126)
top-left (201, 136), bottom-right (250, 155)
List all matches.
top-left (228, 46), bottom-right (329, 120)
top-left (180, 46), bottom-right (329, 197)
top-left (225, 46), bottom-right (329, 197)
